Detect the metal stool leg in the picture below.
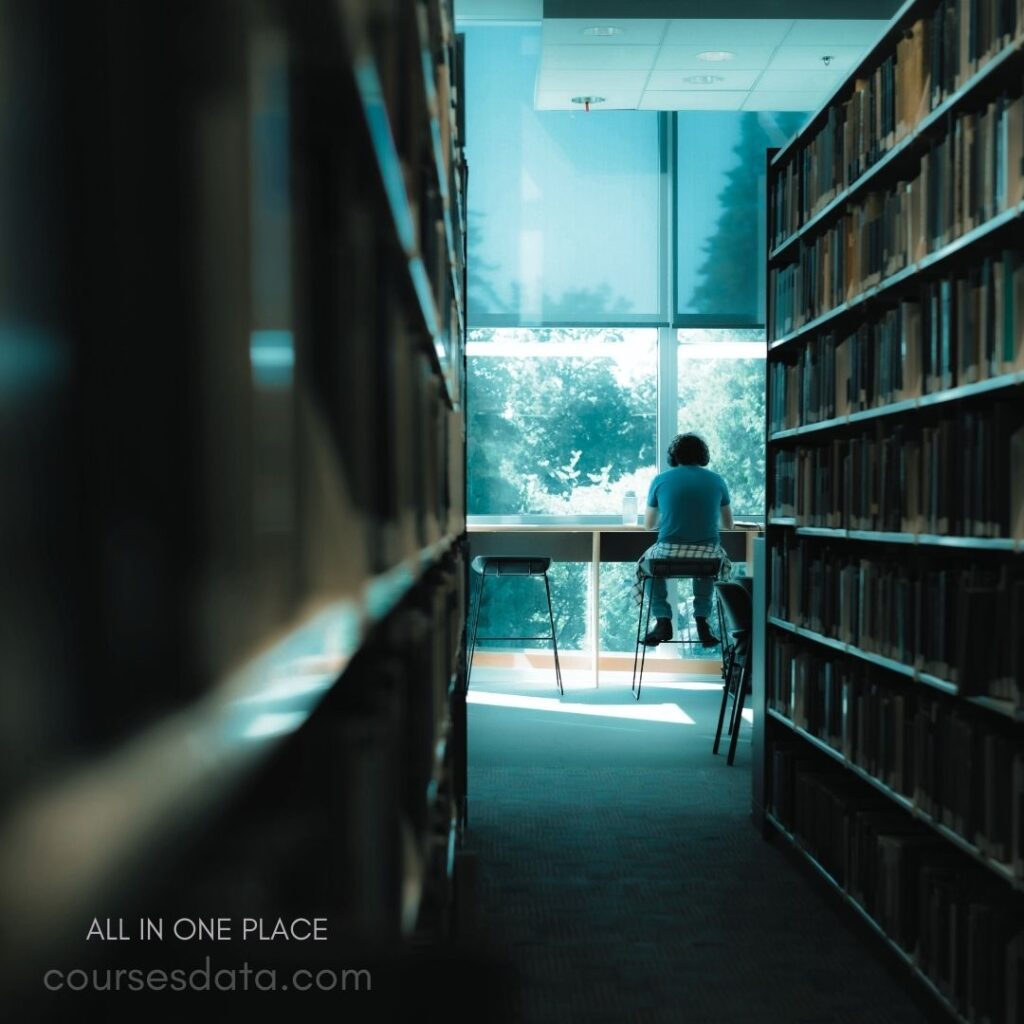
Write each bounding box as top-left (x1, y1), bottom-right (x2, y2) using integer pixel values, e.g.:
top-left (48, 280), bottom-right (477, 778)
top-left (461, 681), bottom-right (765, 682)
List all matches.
top-left (631, 572), bottom-right (648, 696)
top-left (467, 572), bottom-right (486, 687)
top-left (542, 572), bottom-right (563, 695)
top-left (712, 645), bottom-right (736, 755)
top-left (716, 595), bottom-right (728, 664)
top-left (727, 657), bottom-right (751, 766)
top-left (727, 646), bottom-right (748, 738)
top-left (635, 576), bottom-right (654, 701)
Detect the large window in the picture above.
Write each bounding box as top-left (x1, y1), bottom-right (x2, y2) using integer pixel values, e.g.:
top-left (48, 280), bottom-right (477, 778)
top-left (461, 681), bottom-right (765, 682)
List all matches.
top-left (467, 327), bottom-right (657, 516)
top-left (677, 329), bottom-right (766, 518)
top-left (464, 27), bottom-right (663, 325)
top-left (675, 112), bottom-right (806, 324)
top-left (462, 25), bottom-right (801, 658)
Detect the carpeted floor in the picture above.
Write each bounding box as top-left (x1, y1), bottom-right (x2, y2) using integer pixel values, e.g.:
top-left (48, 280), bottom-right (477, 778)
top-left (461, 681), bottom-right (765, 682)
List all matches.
top-left (463, 669), bottom-right (936, 1024)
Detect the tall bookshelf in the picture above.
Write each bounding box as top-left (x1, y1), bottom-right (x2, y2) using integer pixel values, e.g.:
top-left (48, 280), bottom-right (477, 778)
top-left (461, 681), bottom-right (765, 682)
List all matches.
top-left (0, 0), bottom-right (468, 1013)
top-left (762, 2), bottom-right (1024, 1021)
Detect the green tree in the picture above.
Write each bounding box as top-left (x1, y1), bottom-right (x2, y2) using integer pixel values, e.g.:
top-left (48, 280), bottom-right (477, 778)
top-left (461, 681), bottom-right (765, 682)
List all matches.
top-left (689, 113), bottom-right (805, 318)
top-left (467, 327), bottom-right (658, 654)
top-left (467, 328), bottom-right (656, 515)
top-left (678, 356), bottom-right (766, 516)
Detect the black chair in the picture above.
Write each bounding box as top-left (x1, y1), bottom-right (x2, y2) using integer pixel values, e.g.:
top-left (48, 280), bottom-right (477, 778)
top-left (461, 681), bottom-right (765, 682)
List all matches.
top-left (467, 556), bottom-right (563, 694)
top-left (712, 578), bottom-right (753, 765)
top-left (632, 555), bottom-right (724, 701)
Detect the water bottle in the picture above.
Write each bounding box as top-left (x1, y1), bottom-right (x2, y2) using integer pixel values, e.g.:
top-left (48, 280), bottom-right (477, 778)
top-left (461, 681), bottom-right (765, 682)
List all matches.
top-left (621, 490), bottom-right (637, 525)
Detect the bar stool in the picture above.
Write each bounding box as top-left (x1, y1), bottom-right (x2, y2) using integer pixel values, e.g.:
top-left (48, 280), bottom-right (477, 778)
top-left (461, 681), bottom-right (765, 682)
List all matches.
top-left (467, 556), bottom-right (563, 694)
top-left (712, 578), bottom-right (753, 765)
top-left (632, 555), bottom-right (724, 700)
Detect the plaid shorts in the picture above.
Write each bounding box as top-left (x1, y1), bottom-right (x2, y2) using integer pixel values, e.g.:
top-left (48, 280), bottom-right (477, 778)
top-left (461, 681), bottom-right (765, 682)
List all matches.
top-left (632, 541), bottom-right (733, 606)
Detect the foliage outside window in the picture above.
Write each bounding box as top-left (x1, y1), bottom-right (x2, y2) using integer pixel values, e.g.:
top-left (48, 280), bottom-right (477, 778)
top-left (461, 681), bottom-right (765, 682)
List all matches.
top-left (467, 327), bottom-right (765, 654)
top-left (467, 327), bottom-right (657, 516)
top-left (677, 330), bottom-right (766, 519)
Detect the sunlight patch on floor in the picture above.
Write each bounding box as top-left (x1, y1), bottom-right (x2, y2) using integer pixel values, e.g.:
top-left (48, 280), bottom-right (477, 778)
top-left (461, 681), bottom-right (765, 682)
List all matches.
top-left (467, 689), bottom-right (696, 724)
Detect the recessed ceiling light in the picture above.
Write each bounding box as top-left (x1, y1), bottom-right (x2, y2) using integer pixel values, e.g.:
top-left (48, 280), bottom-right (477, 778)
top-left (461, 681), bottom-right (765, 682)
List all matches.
top-left (697, 50), bottom-right (735, 62)
top-left (682, 74), bottom-right (725, 85)
top-left (582, 26), bottom-right (623, 37)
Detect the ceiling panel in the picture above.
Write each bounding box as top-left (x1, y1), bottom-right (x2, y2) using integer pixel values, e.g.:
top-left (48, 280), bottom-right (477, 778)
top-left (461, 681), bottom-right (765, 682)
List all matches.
top-left (782, 18), bottom-right (886, 44)
top-left (537, 68), bottom-right (651, 89)
top-left (653, 44), bottom-right (776, 70)
top-left (647, 68), bottom-right (760, 90)
top-left (455, 0), bottom-right (543, 20)
top-left (662, 18), bottom-right (794, 47)
top-left (535, 88), bottom-right (646, 109)
top-left (639, 90), bottom-right (747, 110)
top-left (541, 17), bottom-right (668, 44)
top-left (741, 90), bottom-right (820, 111)
top-left (532, 13), bottom-right (888, 110)
top-left (756, 67), bottom-right (842, 91)
top-left (543, 43), bottom-right (659, 68)
top-left (767, 44), bottom-right (865, 71)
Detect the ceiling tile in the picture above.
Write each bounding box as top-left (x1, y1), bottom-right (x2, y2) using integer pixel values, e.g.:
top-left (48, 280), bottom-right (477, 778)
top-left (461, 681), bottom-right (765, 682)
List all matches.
top-left (647, 68), bottom-right (760, 91)
top-left (663, 19), bottom-right (794, 48)
top-left (535, 88), bottom-right (645, 110)
top-left (654, 45), bottom-right (775, 70)
top-left (741, 90), bottom-right (821, 111)
top-left (757, 68), bottom-right (842, 91)
top-left (537, 68), bottom-right (651, 91)
top-left (639, 90), bottom-right (747, 110)
top-left (768, 44), bottom-right (867, 71)
top-left (541, 44), bottom-right (659, 70)
top-left (782, 19), bottom-right (887, 45)
top-left (454, 0), bottom-right (542, 19)
top-left (541, 18), bottom-right (668, 46)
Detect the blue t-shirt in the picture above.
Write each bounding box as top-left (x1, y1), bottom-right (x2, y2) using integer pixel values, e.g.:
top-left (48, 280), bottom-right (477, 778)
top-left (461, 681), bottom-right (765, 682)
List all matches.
top-left (646, 466), bottom-right (731, 545)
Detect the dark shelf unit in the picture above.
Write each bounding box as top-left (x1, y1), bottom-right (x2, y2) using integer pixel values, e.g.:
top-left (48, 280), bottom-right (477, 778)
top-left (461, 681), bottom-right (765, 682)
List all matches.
top-left (0, 0), bottom-right (469, 1014)
top-left (761, 3), bottom-right (1024, 1022)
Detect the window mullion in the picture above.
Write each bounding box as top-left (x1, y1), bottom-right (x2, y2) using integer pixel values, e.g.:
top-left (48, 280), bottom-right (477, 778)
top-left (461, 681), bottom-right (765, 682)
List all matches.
top-left (657, 325), bottom-right (677, 473)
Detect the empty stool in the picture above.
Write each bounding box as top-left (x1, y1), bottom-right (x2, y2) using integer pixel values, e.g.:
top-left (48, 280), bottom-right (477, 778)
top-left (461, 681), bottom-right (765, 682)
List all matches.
top-left (712, 578), bottom-right (753, 765)
top-left (632, 555), bottom-right (724, 700)
top-left (468, 556), bottom-right (563, 694)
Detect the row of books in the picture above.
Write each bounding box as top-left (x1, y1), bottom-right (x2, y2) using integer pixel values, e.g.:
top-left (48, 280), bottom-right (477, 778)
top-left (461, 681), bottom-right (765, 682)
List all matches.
top-left (770, 404), bottom-right (1024, 538)
top-left (771, 2), bottom-right (1024, 246)
top-left (420, 0), bottom-right (467, 397)
top-left (307, 543), bottom-right (465, 935)
top-left (770, 641), bottom-right (1022, 870)
top-left (768, 539), bottom-right (1024, 702)
top-left (769, 252), bottom-right (1024, 432)
top-left (305, 117), bottom-right (465, 581)
top-left (394, 549), bottom-right (465, 839)
top-left (770, 87), bottom-right (1024, 338)
top-left (770, 744), bottom-right (1023, 1022)
top-left (288, 0), bottom-right (470, 945)
top-left (363, 0), bottom-right (465, 405)
top-left (429, 0), bottom-right (466, 200)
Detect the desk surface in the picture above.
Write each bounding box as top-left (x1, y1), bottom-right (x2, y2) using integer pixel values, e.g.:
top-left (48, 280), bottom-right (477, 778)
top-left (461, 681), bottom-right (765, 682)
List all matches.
top-left (467, 524), bottom-right (760, 564)
top-left (467, 521), bottom-right (762, 533)
top-left (468, 522), bottom-right (657, 533)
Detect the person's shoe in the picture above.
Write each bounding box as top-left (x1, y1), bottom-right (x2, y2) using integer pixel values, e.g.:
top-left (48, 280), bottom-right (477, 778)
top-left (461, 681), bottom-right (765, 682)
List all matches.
top-left (695, 616), bottom-right (720, 647)
top-left (643, 617), bottom-right (673, 646)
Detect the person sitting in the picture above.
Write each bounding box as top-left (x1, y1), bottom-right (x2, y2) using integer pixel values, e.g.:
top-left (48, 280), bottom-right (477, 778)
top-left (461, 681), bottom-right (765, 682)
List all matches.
top-left (634, 432), bottom-right (733, 647)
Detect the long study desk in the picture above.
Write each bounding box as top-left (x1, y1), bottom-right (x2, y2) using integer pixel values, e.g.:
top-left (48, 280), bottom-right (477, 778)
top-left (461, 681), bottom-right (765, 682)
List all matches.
top-left (466, 519), bottom-right (760, 687)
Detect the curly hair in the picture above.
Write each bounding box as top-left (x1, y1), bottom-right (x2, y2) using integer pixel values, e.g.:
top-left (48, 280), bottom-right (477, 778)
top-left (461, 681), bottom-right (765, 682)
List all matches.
top-left (667, 432), bottom-right (710, 467)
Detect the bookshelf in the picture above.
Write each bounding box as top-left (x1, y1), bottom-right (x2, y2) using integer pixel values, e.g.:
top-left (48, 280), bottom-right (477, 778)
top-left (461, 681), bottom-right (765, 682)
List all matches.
top-left (763, 2), bottom-right (1024, 1021)
top-left (0, 0), bottom-right (468, 1011)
